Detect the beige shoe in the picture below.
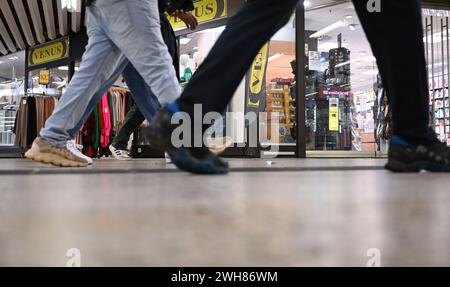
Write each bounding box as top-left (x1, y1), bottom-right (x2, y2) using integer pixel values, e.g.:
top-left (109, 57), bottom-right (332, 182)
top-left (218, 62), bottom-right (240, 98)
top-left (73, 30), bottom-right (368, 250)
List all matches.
top-left (207, 136), bottom-right (233, 155)
top-left (25, 137), bottom-right (89, 167)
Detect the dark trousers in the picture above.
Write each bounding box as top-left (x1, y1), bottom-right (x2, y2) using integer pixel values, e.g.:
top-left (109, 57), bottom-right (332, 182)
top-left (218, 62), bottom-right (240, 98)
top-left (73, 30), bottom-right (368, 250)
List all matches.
top-left (177, 0), bottom-right (299, 116)
top-left (178, 0), bottom-right (429, 142)
top-left (352, 0), bottom-right (429, 142)
top-left (111, 15), bottom-right (178, 150)
top-left (112, 101), bottom-right (146, 150)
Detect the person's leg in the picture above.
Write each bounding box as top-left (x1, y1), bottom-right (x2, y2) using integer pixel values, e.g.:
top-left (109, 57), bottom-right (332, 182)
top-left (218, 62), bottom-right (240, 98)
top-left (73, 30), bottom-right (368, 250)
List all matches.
top-left (176, 0), bottom-right (299, 116)
top-left (68, 58), bottom-right (130, 139)
top-left (40, 6), bottom-right (124, 147)
top-left (352, 0), bottom-right (429, 142)
top-left (149, 0), bottom-right (300, 174)
top-left (97, 0), bottom-right (181, 105)
top-left (26, 6), bottom-right (127, 167)
top-left (111, 104), bottom-right (145, 151)
top-left (352, 0), bottom-right (450, 172)
top-left (109, 13), bottom-right (177, 156)
top-left (121, 63), bottom-right (162, 123)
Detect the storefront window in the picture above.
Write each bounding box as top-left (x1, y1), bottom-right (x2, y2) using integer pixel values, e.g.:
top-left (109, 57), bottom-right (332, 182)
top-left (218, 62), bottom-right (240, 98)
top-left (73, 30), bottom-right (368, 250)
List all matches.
top-left (27, 65), bottom-right (77, 97)
top-left (304, 3), bottom-right (379, 152)
top-left (261, 14), bottom-right (297, 147)
top-left (179, 26), bottom-right (232, 141)
top-left (423, 9), bottom-right (450, 146)
top-left (0, 51), bottom-right (25, 146)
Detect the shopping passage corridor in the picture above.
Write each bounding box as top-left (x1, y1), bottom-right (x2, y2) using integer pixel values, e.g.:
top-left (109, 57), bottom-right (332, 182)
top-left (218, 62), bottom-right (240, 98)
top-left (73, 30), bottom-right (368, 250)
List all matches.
top-left (0, 158), bottom-right (449, 267)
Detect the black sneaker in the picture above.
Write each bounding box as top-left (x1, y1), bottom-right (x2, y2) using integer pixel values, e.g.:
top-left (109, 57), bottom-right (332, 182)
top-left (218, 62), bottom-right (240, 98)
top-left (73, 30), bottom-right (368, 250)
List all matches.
top-left (188, 147), bottom-right (229, 169)
top-left (148, 106), bottom-right (229, 175)
top-left (385, 135), bottom-right (450, 172)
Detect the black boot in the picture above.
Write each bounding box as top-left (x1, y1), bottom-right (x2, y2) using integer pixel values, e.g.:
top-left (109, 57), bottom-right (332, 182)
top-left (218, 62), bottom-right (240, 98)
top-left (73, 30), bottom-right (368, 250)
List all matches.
top-left (148, 107), bottom-right (229, 175)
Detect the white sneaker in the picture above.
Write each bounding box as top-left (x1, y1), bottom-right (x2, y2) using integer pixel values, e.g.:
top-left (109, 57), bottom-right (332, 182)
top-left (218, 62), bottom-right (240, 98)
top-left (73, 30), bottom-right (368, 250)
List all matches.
top-left (109, 145), bottom-right (131, 160)
top-left (66, 140), bottom-right (93, 165)
top-left (165, 152), bottom-right (172, 164)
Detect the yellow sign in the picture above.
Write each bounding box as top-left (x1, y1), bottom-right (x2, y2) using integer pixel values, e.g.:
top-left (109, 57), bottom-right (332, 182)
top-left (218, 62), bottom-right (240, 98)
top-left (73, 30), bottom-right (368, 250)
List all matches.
top-left (329, 98), bottom-right (339, 131)
top-left (247, 43), bottom-right (269, 108)
top-left (169, 0), bottom-right (227, 31)
top-left (39, 70), bottom-right (50, 85)
top-left (249, 43), bottom-right (269, 94)
top-left (28, 38), bottom-right (69, 67)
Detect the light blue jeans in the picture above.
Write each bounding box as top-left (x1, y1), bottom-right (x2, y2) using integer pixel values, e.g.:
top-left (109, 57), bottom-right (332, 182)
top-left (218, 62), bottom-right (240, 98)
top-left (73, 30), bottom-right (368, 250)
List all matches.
top-left (41, 0), bottom-right (180, 146)
top-left (67, 60), bottom-right (161, 139)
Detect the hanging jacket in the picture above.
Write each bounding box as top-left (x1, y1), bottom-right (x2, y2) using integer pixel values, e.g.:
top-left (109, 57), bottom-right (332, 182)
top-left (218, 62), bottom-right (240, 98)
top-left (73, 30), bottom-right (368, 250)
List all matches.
top-left (99, 93), bottom-right (112, 148)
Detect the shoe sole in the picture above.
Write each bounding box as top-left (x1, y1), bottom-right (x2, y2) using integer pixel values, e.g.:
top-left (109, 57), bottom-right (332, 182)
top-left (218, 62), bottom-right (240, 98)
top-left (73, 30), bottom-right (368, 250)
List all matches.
top-left (169, 148), bottom-right (229, 175)
top-left (148, 120), bottom-right (229, 175)
top-left (25, 149), bottom-right (88, 168)
top-left (385, 159), bottom-right (450, 173)
top-left (108, 146), bottom-right (131, 161)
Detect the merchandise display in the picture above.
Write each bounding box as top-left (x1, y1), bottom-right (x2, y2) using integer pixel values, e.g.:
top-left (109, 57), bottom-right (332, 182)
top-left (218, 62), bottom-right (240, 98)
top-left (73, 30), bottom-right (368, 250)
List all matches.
top-left (424, 11), bottom-right (450, 146)
top-left (0, 103), bottom-right (18, 146)
top-left (14, 95), bottom-right (58, 148)
top-left (13, 87), bottom-right (132, 158)
top-left (265, 78), bottom-right (296, 143)
top-left (76, 87), bottom-right (132, 158)
top-left (304, 41), bottom-right (355, 151)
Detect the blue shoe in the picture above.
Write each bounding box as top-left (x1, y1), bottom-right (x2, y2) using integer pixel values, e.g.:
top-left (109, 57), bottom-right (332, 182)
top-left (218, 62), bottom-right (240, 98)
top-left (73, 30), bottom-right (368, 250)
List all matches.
top-left (148, 106), bottom-right (229, 175)
top-left (385, 135), bottom-right (450, 172)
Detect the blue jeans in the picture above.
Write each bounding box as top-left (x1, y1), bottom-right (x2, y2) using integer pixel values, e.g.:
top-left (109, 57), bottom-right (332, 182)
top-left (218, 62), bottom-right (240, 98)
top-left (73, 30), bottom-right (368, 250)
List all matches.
top-left (41, 0), bottom-right (180, 146)
top-left (68, 61), bottom-right (161, 139)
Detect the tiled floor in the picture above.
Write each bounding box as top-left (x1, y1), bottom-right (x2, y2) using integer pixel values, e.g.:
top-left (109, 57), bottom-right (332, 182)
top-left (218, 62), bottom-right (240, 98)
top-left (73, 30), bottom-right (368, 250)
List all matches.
top-left (0, 158), bottom-right (449, 266)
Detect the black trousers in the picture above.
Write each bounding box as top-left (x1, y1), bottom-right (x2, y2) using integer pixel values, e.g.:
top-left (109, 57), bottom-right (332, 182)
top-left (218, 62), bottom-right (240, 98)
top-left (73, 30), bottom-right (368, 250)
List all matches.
top-left (177, 0), bottom-right (299, 115)
top-left (112, 103), bottom-right (145, 150)
top-left (177, 0), bottom-right (429, 142)
top-left (352, 0), bottom-right (429, 142)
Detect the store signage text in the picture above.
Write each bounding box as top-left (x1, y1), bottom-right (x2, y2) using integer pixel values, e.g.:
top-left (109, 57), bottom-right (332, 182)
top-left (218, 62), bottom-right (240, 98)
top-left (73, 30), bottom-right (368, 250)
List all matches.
top-left (169, 0), bottom-right (227, 31)
top-left (28, 38), bottom-right (69, 67)
top-left (329, 97), bottom-right (339, 132)
top-left (247, 43), bottom-right (269, 109)
top-left (39, 70), bottom-right (50, 85)
top-left (319, 89), bottom-right (352, 99)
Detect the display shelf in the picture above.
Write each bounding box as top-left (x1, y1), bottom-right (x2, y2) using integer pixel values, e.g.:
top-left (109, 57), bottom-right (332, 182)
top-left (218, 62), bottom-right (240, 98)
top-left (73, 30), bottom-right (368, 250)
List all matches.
top-left (266, 81), bottom-right (296, 143)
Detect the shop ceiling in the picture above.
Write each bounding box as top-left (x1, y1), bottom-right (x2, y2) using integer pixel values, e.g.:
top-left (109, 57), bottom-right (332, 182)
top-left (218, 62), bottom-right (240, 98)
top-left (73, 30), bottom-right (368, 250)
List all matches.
top-left (0, 0), bottom-right (86, 56)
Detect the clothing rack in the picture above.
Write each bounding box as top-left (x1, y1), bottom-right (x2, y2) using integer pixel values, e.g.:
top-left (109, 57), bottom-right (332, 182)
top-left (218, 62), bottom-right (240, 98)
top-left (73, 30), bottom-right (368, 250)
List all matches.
top-left (109, 86), bottom-right (130, 93)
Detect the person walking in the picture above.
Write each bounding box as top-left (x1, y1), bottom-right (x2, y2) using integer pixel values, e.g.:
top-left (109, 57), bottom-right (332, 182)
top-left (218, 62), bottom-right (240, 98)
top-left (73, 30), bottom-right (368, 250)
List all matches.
top-left (148, 0), bottom-right (450, 174)
top-left (26, 0), bottom-right (189, 167)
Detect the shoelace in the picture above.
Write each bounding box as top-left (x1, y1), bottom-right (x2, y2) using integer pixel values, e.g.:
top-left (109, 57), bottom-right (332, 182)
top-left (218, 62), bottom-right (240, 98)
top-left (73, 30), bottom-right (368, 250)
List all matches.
top-left (114, 149), bottom-right (129, 157)
top-left (67, 141), bottom-right (84, 152)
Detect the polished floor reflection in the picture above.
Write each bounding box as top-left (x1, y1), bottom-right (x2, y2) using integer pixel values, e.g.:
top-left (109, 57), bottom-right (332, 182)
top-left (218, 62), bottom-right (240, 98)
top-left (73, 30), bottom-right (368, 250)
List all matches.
top-left (0, 158), bottom-right (449, 266)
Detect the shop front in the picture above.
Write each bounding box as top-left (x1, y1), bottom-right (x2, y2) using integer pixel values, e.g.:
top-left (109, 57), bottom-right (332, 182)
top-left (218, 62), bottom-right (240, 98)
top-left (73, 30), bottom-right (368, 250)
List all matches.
top-left (296, 0), bottom-right (450, 158)
top-left (2, 0), bottom-right (450, 160)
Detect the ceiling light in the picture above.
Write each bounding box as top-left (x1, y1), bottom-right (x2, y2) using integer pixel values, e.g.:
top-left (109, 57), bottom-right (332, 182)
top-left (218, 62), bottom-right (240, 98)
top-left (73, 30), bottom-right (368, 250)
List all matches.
top-left (0, 61), bottom-right (3, 64)
top-left (304, 1), bottom-right (311, 7)
top-left (61, 0), bottom-right (80, 12)
top-left (9, 56), bottom-right (19, 60)
top-left (180, 38), bottom-right (191, 45)
top-left (58, 66), bottom-right (79, 71)
top-left (268, 53), bottom-right (284, 62)
top-left (345, 15), bottom-right (353, 19)
top-left (310, 20), bottom-right (346, 38)
top-left (318, 42), bottom-right (349, 51)
top-left (348, 24), bottom-right (356, 31)
top-left (334, 56), bottom-right (376, 68)
top-left (363, 70), bottom-right (379, 76)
